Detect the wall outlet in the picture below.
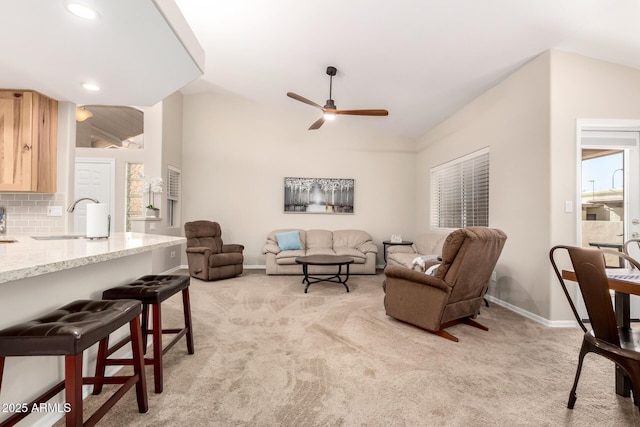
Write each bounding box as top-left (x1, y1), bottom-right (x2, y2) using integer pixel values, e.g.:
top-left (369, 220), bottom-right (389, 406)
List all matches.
top-left (149, 222), bottom-right (156, 230)
top-left (170, 251), bottom-right (176, 258)
top-left (47, 206), bottom-right (63, 217)
top-left (491, 271), bottom-right (497, 282)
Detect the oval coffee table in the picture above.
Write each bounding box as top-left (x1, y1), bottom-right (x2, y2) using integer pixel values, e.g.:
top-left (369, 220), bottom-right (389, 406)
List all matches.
top-left (294, 255), bottom-right (354, 293)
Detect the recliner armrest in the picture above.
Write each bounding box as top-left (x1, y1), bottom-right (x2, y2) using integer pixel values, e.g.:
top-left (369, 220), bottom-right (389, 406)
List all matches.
top-left (186, 246), bottom-right (210, 254)
top-left (222, 244), bottom-right (244, 253)
top-left (383, 265), bottom-right (450, 293)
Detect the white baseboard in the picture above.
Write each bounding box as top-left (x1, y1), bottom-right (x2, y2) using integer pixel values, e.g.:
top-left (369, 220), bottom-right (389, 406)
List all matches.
top-left (162, 265), bottom-right (186, 274)
top-left (485, 295), bottom-right (577, 328)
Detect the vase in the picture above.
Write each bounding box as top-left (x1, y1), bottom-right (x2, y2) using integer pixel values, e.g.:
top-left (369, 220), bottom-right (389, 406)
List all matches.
top-left (145, 208), bottom-right (159, 218)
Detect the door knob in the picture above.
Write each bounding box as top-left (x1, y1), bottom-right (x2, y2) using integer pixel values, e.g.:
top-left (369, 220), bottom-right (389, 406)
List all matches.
top-left (633, 219), bottom-right (640, 225)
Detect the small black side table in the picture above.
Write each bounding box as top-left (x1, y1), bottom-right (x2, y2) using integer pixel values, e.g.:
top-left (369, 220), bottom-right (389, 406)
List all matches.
top-left (382, 240), bottom-right (413, 265)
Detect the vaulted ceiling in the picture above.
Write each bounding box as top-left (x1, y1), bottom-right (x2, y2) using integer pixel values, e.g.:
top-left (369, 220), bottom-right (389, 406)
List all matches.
top-left (174, 0), bottom-right (640, 138)
top-left (2, 1), bottom-right (640, 139)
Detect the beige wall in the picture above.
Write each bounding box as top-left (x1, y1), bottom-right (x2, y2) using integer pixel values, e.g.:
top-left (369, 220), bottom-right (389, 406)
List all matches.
top-left (181, 89), bottom-right (416, 265)
top-left (74, 95), bottom-right (183, 273)
top-left (415, 52), bottom-right (554, 319)
top-left (154, 91), bottom-right (184, 271)
top-left (549, 50), bottom-right (640, 319)
top-left (415, 50), bottom-right (640, 323)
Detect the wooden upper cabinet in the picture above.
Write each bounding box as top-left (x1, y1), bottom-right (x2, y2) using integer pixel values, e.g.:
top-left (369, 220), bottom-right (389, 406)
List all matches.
top-left (0, 90), bottom-right (57, 193)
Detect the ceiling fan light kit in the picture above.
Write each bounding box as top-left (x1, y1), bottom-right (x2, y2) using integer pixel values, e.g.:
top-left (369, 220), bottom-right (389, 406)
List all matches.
top-left (287, 66), bottom-right (388, 130)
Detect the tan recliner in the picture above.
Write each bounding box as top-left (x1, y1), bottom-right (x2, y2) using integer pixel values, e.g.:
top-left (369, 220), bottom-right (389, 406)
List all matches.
top-left (383, 227), bottom-right (507, 342)
top-left (184, 220), bottom-right (244, 281)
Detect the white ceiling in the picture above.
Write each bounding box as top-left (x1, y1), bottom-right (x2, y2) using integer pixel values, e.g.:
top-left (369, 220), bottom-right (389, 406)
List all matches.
top-left (0, 0), bottom-right (204, 106)
top-left (3, 1), bottom-right (640, 139)
top-left (174, 0), bottom-right (640, 138)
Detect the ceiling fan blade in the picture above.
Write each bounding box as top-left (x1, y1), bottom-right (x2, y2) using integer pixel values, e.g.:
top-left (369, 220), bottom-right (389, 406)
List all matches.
top-left (308, 117), bottom-right (325, 130)
top-left (335, 109), bottom-right (389, 116)
top-left (287, 92), bottom-right (323, 110)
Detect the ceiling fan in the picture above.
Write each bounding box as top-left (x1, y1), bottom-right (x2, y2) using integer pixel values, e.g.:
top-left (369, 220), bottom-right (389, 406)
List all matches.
top-left (287, 66), bottom-right (389, 130)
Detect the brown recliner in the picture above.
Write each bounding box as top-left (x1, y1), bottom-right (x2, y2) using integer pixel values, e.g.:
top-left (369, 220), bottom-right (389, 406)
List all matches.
top-left (383, 227), bottom-right (507, 342)
top-left (184, 220), bottom-right (244, 281)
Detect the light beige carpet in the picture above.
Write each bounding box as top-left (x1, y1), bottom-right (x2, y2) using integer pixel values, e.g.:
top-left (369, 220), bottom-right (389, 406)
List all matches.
top-left (74, 270), bottom-right (639, 426)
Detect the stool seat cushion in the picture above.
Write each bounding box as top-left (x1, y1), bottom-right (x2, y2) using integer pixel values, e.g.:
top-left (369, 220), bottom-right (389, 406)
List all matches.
top-left (102, 275), bottom-right (190, 304)
top-left (0, 299), bottom-right (142, 357)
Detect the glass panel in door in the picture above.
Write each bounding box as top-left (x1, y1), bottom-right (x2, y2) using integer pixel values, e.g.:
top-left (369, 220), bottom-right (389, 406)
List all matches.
top-left (580, 129), bottom-right (640, 319)
top-left (581, 149), bottom-right (624, 267)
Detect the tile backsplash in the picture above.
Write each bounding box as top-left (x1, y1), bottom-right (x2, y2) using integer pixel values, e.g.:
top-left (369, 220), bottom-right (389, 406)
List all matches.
top-left (0, 193), bottom-right (65, 235)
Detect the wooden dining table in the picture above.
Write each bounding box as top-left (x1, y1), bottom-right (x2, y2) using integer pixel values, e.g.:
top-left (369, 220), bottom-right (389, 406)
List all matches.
top-left (561, 268), bottom-right (640, 397)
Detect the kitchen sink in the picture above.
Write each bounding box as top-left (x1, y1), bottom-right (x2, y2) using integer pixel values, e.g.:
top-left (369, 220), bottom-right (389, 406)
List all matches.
top-left (31, 235), bottom-right (86, 240)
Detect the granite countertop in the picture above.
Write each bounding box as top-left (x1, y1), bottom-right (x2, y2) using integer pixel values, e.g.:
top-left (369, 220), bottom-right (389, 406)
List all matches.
top-left (0, 232), bottom-right (186, 284)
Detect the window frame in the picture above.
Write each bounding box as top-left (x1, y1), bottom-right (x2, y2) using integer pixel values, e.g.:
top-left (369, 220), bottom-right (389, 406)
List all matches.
top-left (430, 147), bottom-right (490, 230)
top-left (166, 165), bottom-right (181, 227)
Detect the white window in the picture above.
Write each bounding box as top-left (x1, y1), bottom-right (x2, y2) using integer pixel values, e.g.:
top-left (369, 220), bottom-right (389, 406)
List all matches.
top-left (167, 166), bottom-right (181, 227)
top-left (430, 148), bottom-right (489, 229)
top-left (125, 162), bottom-right (144, 231)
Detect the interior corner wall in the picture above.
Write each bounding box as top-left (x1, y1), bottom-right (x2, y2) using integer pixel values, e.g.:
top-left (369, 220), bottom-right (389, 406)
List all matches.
top-left (153, 91), bottom-right (184, 272)
top-left (181, 90), bottom-right (417, 266)
top-left (548, 50), bottom-right (640, 320)
top-left (415, 51), bottom-right (554, 319)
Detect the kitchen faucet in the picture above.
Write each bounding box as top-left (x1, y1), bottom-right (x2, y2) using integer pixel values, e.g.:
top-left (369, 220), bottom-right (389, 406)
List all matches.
top-left (67, 197), bottom-right (100, 212)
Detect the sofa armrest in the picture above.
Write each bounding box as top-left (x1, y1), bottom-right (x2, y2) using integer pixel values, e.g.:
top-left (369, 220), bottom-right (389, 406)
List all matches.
top-left (263, 242), bottom-right (281, 255)
top-left (357, 241), bottom-right (379, 254)
top-left (386, 244), bottom-right (417, 255)
top-left (222, 244), bottom-right (244, 253)
top-left (383, 265), bottom-right (450, 293)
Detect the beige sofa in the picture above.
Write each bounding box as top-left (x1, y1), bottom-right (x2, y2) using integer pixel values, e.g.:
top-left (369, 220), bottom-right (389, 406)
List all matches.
top-left (263, 229), bottom-right (378, 275)
top-left (386, 230), bottom-right (449, 271)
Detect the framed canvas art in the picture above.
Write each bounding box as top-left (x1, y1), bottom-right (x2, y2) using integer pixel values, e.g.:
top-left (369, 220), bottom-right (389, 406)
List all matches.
top-left (284, 177), bottom-right (354, 214)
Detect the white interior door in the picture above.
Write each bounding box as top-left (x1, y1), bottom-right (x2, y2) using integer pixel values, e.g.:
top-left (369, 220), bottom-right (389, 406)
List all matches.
top-left (578, 124), bottom-right (640, 318)
top-left (74, 158), bottom-right (115, 234)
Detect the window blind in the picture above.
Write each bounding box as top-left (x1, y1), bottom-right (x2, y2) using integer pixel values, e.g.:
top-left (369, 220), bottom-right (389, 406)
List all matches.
top-left (430, 149), bottom-right (489, 229)
top-left (167, 167), bottom-right (180, 201)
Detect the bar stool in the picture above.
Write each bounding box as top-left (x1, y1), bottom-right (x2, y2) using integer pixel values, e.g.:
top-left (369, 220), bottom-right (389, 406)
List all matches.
top-left (95, 275), bottom-right (194, 394)
top-left (0, 299), bottom-right (148, 427)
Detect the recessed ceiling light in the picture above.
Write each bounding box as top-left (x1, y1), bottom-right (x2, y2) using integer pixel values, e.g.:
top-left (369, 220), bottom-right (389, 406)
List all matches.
top-left (65, 2), bottom-right (99, 20)
top-left (82, 83), bottom-right (100, 91)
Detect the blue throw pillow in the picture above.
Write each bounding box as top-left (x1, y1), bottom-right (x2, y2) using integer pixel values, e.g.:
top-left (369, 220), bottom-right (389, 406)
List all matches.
top-left (276, 231), bottom-right (303, 251)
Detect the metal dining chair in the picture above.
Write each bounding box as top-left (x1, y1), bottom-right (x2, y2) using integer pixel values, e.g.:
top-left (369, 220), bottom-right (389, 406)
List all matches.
top-left (623, 238), bottom-right (640, 263)
top-left (550, 245), bottom-right (640, 408)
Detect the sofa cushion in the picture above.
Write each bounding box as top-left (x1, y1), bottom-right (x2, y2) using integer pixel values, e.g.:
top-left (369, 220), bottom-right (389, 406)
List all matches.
top-left (275, 249), bottom-right (306, 264)
top-left (275, 230), bottom-right (303, 251)
top-left (334, 247), bottom-right (366, 263)
top-left (413, 231), bottom-right (449, 256)
top-left (333, 229), bottom-right (372, 251)
top-left (306, 230), bottom-right (333, 249)
top-left (307, 248), bottom-right (337, 256)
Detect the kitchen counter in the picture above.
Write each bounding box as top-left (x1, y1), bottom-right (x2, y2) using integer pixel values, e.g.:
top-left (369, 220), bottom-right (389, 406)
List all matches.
top-left (0, 232), bottom-right (186, 426)
top-left (0, 232), bottom-right (186, 284)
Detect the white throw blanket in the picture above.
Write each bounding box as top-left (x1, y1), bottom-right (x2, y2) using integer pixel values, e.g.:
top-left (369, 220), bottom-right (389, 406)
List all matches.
top-left (411, 255), bottom-right (440, 272)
